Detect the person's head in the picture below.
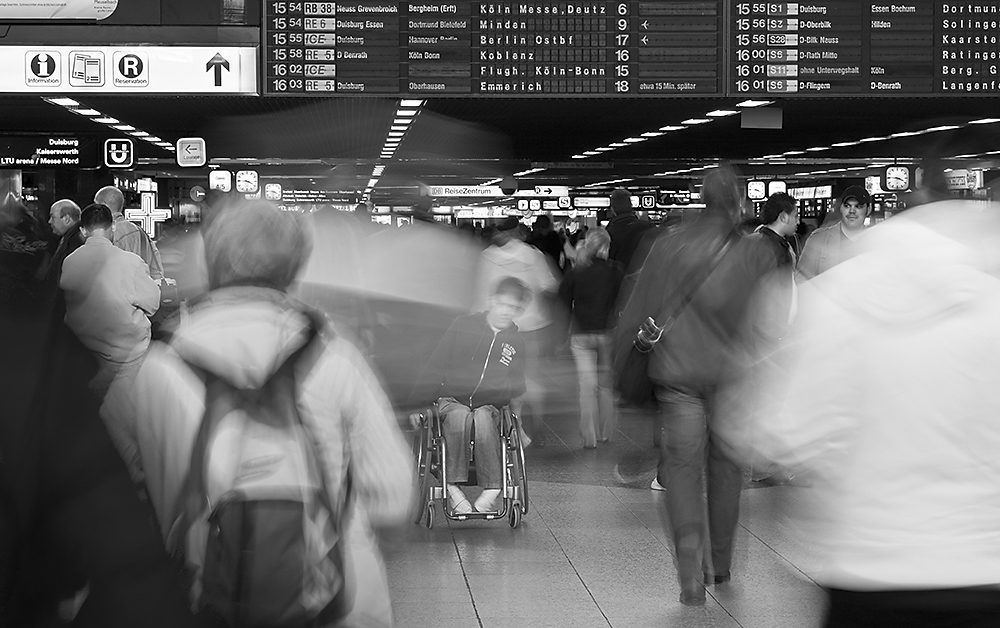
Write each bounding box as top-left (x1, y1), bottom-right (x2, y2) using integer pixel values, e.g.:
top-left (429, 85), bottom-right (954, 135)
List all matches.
top-left (94, 185), bottom-right (125, 215)
top-left (533, 214), bottom-right (552, 232)
top-left (494, 216), bottom-right (524, 244)
top-left (412, 196), bottom-right (434, 222)
top-left (78, 203), bottom-right (114, 240)
top-left (839, 186), bottom-right (871, 231)
top-left (203, 200), bottom-right (312, 291)
top-left (575, 227), bottom-right (611, 269)
top-left (48, 199), bottom-right (81, 236)
top-left (700, 165), bottom-right (742, 223)
top-left (609, 188), bottom-right (633, 217)
top-left (760, 192), bottom-right (798, 237)
top-left (487, 276), bottom-right (530, 330)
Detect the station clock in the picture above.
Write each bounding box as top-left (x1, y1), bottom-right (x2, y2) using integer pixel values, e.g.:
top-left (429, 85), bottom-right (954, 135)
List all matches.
top-left (882, 166), bottom-right (910, 192)
top-left (747, 180), bottom-right (767, 201)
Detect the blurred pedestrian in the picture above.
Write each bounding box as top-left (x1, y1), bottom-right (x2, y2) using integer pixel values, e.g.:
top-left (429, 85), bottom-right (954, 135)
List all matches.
top-left (752, 197), bottom-right (1000, 627)
top-left (606, 188), bottom-right (654, 274)
top-left (616, 166), bottom-right (777, 605)
top-left (559, 228), bottom-right (623, 448)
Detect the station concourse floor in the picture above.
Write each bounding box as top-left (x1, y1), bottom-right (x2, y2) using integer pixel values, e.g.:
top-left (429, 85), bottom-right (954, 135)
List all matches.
top-left (383, 353), bottom-right (827, 628)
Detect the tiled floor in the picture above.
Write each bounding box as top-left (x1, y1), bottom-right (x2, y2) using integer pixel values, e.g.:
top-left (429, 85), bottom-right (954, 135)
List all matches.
top-left (384, 353), bottom-right (827, 627)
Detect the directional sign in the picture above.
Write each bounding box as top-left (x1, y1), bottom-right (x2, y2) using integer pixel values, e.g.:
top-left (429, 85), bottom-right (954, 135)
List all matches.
top-left (176, 137), bottom-right (206, 167)
top-left (209, 170), bottom-right (231, 192)
top-left (534, 185), bottom-right (570, 197)
top-left (104, 138), bottom-right (133, 168)
top-left (0, 46), bottom-right (256, 94)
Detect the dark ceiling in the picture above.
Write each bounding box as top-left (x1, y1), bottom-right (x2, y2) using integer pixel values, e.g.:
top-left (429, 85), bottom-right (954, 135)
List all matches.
top-left (6, 94), bottom-right (1000, 198)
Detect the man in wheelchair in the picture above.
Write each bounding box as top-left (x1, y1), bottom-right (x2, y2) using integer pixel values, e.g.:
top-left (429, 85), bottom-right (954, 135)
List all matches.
top-left (411, 276), bottom-right (529, 514)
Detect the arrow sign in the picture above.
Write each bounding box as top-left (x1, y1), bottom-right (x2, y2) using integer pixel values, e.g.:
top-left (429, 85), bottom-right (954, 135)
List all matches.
top-left (206, 53), bottom-right (230, 87)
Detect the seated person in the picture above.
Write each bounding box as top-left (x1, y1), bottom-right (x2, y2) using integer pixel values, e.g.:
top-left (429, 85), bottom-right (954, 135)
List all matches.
top-left (411, 276), bottom-right (529, 514)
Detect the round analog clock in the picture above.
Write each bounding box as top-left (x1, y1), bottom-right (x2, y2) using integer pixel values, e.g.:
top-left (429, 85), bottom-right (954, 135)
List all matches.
top-left (747, 180), bottom-right (767, 200)
top-left (884, 166), bottom-right (910, 191)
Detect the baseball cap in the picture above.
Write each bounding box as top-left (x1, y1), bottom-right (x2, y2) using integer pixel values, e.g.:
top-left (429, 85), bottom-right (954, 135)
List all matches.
top-left (841, 185), bottom-right (871, 205)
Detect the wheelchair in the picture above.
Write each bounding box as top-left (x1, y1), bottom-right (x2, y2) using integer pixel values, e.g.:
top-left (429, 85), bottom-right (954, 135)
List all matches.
top-left (412, 402), bottom-right (529, 529)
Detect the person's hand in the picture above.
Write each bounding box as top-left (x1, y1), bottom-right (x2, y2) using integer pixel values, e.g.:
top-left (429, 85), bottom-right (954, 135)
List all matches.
top-left (408, 412), bottom-right (424, 429)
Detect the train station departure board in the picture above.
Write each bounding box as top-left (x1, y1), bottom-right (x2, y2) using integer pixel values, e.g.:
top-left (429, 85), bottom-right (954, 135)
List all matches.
top-left (262, 1), bottom-right (1000, 97)
top-left (263, 1), bottom-right (723, 95)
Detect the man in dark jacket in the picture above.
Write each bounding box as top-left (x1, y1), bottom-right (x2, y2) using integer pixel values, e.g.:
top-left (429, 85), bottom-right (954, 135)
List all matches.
top-left (43, 199), bottom-right (85, 285)
top-left (413, 276), bottom-right (529, 515)
top-left (606, 188), bottom-right (655, 273)
top-left (617, 166), bottom-right (777, 606)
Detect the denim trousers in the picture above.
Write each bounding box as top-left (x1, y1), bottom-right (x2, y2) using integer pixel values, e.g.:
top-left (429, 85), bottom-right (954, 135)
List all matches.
top-left (656, 384), bottom-right (743, 582)
top-left (439, 397), bottom-right (503, 489)
top-left (569, 332), bottom-right (615, 447)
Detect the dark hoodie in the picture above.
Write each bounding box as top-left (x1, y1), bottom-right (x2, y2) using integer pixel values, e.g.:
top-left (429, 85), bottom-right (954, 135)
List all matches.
top-left (412, 311), bottom-right (526, 409)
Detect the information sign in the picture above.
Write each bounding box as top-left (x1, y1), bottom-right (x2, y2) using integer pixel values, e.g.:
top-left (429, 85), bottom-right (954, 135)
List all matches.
top-left (0, 136), bottom-right (96, 168)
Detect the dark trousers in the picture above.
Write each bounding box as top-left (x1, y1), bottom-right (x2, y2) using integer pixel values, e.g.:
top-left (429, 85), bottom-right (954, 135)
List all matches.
top-left (656, 384), bottom-right (743, 583)
top-left (825, 587), bottom-right (1000, 628)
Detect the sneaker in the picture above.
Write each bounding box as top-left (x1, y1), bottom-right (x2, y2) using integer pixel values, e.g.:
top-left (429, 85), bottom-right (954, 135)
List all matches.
top-left (474, 488), bottom-right (502, 512)
top-left (519, 427), bottom-right (532, 449)
top-left (650, 477), bottom-right (667, 492)
top-left (447, 485), bottom-right (473, 514)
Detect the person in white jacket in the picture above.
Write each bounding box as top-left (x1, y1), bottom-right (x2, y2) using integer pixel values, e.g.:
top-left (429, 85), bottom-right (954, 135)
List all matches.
top-left (118, 200), bottom-right (414, 628)
top-left (750, 198), bottom-right (1000, 627)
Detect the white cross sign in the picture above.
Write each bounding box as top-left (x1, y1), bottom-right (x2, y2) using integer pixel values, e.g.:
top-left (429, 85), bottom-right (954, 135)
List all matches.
top-left (125, 191), bottom-right (171, 236)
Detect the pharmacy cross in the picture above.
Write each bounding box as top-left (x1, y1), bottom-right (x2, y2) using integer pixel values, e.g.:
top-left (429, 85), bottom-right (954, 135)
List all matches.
top-left (124, 191), bottom-right (171, 236)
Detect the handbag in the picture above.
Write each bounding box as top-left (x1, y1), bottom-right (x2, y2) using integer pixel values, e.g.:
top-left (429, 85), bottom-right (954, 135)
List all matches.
top-left (615, 234), bottom-right (736, 405)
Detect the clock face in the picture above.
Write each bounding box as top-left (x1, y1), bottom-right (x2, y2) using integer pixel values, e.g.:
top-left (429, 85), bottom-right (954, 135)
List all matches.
top-left (235, 170), bottom-right (258, 193)
top-left (884, 166), bottom-right (910, 191)
top-left (747, 180), bottom-right (766, 200)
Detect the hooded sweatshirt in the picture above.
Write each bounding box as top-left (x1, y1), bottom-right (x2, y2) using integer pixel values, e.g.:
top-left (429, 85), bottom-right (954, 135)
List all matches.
top-left (755, 201), bottom-right (1000, 590)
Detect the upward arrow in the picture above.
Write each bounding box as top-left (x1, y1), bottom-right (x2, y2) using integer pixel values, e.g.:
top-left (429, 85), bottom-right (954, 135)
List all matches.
top-left (206, 53), bottom-right (230, 87)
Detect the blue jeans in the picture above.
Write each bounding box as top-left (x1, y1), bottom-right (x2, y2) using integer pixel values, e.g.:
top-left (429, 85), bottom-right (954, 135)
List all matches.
top-left (656, 385), bottom-right (743, 582)
top-left (569, 332), bottom-right (615, 447)
top-left (439, 398), bottom-right (503, 489)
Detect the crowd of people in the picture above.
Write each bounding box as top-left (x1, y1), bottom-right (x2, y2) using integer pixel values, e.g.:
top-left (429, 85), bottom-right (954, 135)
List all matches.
top-left (2, 164), bottom-right (999, 627)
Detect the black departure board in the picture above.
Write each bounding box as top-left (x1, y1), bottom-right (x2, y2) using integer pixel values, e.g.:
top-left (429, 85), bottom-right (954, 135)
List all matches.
top-left (262, 1), bottom-right (1000, 97)
top-left (730, 1), bottom-right (1000, 96)
top-left (262, 1), bottom-right (723, 96)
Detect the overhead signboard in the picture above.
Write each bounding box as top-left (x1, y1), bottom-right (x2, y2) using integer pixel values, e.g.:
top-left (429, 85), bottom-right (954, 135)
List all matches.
top-left (0, 136), bottom-right (96, 168)
top-left (176, 137), bottom-right (207, 167)
top-left (104, 138), bottom-right (133, 168)
top-left (573, 197), bottom-right (611, 208)
top-left (0, 46), bottom-right (257, 94)
top-left (0, 0), bottom-right (117, 20)
top-left (534, 185), bottom-right (570, 197)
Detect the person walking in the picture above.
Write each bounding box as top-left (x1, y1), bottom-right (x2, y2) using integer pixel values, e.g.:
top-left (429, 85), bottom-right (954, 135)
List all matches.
top-left (559, 228), bottom-right (623, 448)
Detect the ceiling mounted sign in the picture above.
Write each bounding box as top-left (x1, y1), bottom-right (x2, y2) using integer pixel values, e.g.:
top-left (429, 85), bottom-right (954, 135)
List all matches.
top-left (0, 0), bottom-right (117, 20)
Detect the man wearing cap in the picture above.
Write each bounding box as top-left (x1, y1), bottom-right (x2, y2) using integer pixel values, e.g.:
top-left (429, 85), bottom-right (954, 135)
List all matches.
top-left (797, 185), bottom-right (872, 281)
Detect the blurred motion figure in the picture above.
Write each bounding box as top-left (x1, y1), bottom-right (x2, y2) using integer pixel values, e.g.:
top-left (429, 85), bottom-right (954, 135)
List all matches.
top-left (753, 196), bottom-right (1000, 626)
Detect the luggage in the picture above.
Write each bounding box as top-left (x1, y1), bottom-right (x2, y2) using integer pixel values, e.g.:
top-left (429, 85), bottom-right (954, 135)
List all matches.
top-left (169, 324), bottom-right (351, 627)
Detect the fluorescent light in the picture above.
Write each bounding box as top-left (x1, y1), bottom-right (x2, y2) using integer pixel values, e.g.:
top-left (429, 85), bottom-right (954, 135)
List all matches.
top-left (46, 97), bottom-right (80, 107)
top-left (113, 124), bottom-right (135, 131)
top-left (890, 131), bottom-right (922, 138)
top-left (393, 118), bottom-right (411, 125)
top-left (583, 151), bottom-right (600, 155)
top-left (736, 99), bottom-right (772, 107)
top-left (783, 150), bottom-right (805, 155)
top-left (482, 178), bottom-right (502, 185)
top-left (399, 99), bottom-right (424, 107)
top-left (623, 137), bottom-right (645, 143)
top-left (706, 110), bottom-right (739, 117)
top-left (831, 141), bottom-right (859, 147)
top-left (571, 154), bottom-right (588, 159)
top-left (94, 117), bottom-right (119, 124)
top-left (594, 147), bottom-right (614, 152)
top-left (367, 179), bottom-right (378, 187)
top-left (857, 136), bottom-right (887, 143)
top-left (924, 125), bottom-right (960, 133)
top-left (387, 131), bottom-right (404, 137)
top-left (143, 136), bottom-right (161, 142)
top-left (395, 109), bottom-right (418, 116)
top-left (372, 166), bottom-right (385, 175)
top-left (391, 125), bottom-right (408, 131)
top-left (641, 131), bottom-right (664, 137)
top-left (805, 147), bottom-right (828, 152)
top-left (609, 142), bottom-right (628, 147)
top-left (128, 130), bottom-right (149, 137)
top-left (682, 118), bottom-right (711, 125)
top-left (969, 118), bottom-right (1000, 124)
top-left (513, 168), bottom-right (545, 176)
top-left (659, 125), bottom-right (685, 131)
top-left (72, 108), bottom-right (102, 116)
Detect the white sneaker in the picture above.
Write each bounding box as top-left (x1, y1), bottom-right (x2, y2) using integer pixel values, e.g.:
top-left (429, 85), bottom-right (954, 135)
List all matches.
top-left (447, 485), bottom-right (473, 514)
top-left (650, 477), bottom-right (667, 492)
top-left (474, 488), bottom-right (502, 512)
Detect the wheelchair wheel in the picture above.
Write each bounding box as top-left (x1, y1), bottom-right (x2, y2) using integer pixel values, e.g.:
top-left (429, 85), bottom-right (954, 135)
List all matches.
top-left (424, 502), bottom-right (435, 529)
top-left (413, 413), bottom-right (434, 525)
top-left (508, 411), bottom-right (529, 517)
top-left (509, 504), bottom-right (521, 529)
